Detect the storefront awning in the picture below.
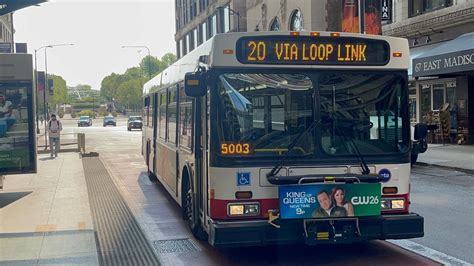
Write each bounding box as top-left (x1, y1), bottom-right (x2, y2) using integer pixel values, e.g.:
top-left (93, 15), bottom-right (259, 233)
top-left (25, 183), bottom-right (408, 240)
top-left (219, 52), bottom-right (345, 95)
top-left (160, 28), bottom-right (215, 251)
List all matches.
top-left (412, 32), bottom-right (474, 77)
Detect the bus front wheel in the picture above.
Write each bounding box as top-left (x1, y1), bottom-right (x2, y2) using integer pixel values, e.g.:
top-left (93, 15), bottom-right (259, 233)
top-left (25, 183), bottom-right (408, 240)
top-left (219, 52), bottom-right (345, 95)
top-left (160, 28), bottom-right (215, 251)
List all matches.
top-left (183, 177), bottom-right (207, 241)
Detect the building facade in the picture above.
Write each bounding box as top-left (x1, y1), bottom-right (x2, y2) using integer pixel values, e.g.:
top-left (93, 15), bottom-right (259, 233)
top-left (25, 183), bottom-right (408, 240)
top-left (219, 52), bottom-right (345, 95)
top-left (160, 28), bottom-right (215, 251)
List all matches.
top-left (175, 0), bottom-right (474, 143)
top-left (383, 0), bottom-right (474, 143)
top-left (0, 13), bottom-right (13, 47)
top-left (175, 0), bottom-right (247, 58)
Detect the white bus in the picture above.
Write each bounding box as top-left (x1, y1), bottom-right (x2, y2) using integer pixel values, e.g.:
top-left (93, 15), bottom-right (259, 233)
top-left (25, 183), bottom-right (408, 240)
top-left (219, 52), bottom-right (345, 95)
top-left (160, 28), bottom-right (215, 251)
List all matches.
top-left (142, 32), bottom-right (427, 247)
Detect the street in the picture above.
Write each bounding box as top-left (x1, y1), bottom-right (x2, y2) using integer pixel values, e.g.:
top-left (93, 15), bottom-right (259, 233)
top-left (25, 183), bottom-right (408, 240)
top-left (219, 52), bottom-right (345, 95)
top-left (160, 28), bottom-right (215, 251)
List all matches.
top-left (62, 116), bottom-right (473, 265)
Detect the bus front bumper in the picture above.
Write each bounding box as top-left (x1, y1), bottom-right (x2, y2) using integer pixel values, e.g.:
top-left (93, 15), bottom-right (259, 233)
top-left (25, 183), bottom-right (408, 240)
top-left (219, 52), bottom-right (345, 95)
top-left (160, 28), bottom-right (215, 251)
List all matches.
top-left (208, 213), bottom-right (423, 248)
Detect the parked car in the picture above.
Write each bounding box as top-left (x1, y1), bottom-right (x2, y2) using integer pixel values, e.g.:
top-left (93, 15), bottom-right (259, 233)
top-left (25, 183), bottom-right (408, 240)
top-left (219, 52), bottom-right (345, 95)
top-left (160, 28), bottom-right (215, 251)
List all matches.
top-left (78, 116), bottom-right (92, 127)
top-left (127, 116), bottom-right (143, 131)
top-left (103, 115), bottom-right (116, 127)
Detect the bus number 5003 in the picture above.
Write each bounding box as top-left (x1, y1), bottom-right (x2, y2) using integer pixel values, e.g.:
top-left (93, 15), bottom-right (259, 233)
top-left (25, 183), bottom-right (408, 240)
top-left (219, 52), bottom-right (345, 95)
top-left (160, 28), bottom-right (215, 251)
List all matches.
top-left (221, 143), bottom-right (251, 155)
top-left (247, 41), bottom-right (266, 61)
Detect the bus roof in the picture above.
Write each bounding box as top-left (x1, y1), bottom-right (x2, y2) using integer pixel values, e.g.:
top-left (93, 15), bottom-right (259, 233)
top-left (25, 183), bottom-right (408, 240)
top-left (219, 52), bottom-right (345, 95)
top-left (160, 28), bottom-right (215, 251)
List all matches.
top-left (144, 31), bottom-right (409, 95)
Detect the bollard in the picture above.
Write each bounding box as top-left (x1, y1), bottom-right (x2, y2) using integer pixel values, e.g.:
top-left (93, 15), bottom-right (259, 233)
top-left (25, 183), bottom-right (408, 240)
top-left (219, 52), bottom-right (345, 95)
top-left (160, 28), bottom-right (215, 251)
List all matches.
top-left (77, 133), bottom-right (85, 154)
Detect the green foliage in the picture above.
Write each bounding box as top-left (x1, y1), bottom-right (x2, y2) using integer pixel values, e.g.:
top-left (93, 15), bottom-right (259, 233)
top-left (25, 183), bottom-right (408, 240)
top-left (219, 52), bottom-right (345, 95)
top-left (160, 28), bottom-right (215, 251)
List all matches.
top-left (58, 110), bottom-right (64, 118)
top-left (48, 74), bottom-right (68, 107)
top-left (71, 103), bottom-right (100, 109)
top-left (78, 109), bottom-right (96, 119)
top-left (100, 52), bottom-right (177, 112)
top-left (161, 53), bottom-right (177, 68)
top-left (111, 111), bottom-right (118, 117)
top-left (98, 110), bottom-right (108, 117)
top-left (71, 112), bottom-right (77, 118)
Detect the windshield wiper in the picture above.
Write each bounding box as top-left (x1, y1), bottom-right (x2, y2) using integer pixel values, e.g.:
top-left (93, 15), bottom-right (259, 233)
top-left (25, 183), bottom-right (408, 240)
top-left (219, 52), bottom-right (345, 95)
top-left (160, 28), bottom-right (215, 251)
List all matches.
top-left (336, 124), bottom-right (371, 175)
top-left (266, 119), bottom-right (320, 178)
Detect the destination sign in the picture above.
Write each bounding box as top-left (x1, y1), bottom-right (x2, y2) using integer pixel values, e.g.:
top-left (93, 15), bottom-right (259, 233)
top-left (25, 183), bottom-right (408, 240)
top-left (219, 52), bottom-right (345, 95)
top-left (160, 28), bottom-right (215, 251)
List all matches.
top-left (236, 36), bottom-right (390, 66)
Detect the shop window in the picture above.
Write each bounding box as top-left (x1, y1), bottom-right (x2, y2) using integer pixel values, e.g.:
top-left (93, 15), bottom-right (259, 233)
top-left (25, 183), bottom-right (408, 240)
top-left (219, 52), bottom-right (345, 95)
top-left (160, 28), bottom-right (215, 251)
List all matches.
top-left (409, 97), bottom-right (417, 123)
top-left (432, 84), bottom-right (445, 111)
top-left (420, 84), bottom-right (431, 121)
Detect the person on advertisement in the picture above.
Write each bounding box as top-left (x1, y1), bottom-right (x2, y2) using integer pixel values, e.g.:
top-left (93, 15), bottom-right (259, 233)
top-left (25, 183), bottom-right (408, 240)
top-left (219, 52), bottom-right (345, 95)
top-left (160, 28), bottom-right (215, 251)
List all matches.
top-left (312, 190), bottom-right (348, 218)
top-left (47, 114), bottom-right (62, 158)
top-left (332, 186), bottom-right (355, 216)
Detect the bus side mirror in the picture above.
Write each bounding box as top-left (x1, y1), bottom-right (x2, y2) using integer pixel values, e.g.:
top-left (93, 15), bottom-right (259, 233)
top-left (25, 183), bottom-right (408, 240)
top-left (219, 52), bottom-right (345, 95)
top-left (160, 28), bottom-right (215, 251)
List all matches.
top-left (185, 72), bottom-right (206, 97)
top-left (414, 123), bottom-right (428, 140)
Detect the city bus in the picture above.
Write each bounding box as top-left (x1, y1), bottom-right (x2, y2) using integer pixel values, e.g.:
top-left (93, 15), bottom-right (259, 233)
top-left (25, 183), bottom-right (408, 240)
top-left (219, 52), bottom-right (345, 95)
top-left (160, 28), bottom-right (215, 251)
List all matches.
top-left (142, 31), bottom-right (427, 247)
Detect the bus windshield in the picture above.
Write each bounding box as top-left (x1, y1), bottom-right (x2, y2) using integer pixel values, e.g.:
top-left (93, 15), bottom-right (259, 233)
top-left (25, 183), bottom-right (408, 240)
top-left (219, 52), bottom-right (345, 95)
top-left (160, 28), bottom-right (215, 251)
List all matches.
top-left (215, 72), bottom-right (408, 157)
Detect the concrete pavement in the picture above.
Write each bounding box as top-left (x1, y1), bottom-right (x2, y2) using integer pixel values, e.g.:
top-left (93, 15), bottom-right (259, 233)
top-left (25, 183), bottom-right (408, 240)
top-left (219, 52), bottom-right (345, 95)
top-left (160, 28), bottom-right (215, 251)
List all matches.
top-left (0, 152), bottom-right (99, 265)
top-left (417, 144), bottom-right (474, 173)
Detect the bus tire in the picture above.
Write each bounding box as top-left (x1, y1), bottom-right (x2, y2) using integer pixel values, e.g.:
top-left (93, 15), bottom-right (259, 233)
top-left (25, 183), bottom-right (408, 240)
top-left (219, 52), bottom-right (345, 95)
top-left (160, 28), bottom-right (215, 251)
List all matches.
top-left (182, 174), bottom-right (208, 241)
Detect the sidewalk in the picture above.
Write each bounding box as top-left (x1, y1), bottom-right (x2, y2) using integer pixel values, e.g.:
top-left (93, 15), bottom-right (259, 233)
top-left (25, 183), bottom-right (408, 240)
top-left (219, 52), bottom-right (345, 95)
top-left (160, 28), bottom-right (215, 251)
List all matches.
top-left (417, 144), bottom-right (474, 173)
top-left (0, 153), bottom-right (99, 265)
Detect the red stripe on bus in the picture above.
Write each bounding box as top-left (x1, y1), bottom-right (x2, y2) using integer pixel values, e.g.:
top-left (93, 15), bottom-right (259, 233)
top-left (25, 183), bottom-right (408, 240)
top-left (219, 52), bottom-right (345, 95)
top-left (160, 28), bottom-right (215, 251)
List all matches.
top-left (210, 198), bottom-right (279, 220)
top-left (210, 194), bottom-right (410, 219)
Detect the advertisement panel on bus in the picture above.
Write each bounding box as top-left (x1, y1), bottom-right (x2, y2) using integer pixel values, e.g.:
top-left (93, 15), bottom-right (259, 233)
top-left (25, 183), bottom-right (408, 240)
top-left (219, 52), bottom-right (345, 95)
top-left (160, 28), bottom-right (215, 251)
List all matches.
top-left (279, 183), bottom-right (381, 219)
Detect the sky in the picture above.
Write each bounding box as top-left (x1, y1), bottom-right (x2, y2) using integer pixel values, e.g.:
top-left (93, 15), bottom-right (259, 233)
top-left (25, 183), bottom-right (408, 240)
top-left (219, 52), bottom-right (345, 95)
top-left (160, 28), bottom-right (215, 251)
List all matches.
top-left (14, 0), bottom-right (176, 90)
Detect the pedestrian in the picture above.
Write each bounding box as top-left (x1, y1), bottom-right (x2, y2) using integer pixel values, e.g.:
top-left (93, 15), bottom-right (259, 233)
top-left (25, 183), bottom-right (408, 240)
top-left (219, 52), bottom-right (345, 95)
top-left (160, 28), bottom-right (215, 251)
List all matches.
top-left (47, 114), bottom-right (63, 158)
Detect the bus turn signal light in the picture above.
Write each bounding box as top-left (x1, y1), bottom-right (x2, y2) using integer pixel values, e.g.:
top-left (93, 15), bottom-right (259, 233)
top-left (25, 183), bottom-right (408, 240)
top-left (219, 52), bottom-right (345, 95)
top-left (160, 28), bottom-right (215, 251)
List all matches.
top-left (223, 49), bottom-right (234, 54)
top-left (393, 52), bottom-right (403, 57)
top-left (235, 191), bottom-right (252, 199)
top-left (187, 79), bottom-right (199, 86)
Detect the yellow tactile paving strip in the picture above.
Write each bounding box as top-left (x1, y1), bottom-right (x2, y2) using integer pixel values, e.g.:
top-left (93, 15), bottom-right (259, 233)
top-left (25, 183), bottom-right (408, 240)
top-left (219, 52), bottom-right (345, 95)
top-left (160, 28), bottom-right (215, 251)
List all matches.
top-left (35, 224), bottom-right (57, 233)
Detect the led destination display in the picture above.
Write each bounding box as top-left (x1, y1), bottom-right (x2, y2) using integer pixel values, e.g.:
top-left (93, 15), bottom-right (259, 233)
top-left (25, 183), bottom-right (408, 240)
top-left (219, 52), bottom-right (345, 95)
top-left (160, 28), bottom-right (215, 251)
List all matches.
top-left (236, 36), bottom-right (390, 66)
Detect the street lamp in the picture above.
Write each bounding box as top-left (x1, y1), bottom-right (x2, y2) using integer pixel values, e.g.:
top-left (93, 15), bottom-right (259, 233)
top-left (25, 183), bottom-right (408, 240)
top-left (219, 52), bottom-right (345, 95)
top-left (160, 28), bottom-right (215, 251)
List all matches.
top-left (121, 45), bottom-right (152, 80)
top-left (35, 43), bottom-right (74, 149)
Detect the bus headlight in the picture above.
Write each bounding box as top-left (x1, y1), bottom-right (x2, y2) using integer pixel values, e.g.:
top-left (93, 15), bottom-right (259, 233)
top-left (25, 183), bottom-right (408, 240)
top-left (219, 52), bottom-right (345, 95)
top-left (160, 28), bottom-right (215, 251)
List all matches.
top-left (381, 198), bottom-right (405, 210)
top-left (228, 203), bottom-right (260, 216)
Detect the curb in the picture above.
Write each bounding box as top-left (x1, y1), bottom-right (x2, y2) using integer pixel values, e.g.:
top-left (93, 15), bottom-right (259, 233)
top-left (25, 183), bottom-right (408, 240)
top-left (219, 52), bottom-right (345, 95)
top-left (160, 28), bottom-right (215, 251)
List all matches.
top-left (414, 162), bottom-right (474, 175)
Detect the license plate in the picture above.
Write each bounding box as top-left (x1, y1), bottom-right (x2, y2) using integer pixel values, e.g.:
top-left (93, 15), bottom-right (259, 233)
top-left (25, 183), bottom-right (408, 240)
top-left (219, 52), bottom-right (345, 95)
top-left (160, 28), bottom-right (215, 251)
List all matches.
top-left (278, 183), bottom-right (381, 219)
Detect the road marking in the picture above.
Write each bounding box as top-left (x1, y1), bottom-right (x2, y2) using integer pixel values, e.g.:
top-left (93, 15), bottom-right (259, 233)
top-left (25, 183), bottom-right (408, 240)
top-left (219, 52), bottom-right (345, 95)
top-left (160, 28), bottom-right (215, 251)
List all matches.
top-left (389, 239), bottom-right (473, 266)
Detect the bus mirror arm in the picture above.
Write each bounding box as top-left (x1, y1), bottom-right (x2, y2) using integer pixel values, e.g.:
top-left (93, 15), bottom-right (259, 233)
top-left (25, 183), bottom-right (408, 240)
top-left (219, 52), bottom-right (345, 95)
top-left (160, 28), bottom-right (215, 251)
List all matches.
top-left (266, 173), bottom-right (383, 185)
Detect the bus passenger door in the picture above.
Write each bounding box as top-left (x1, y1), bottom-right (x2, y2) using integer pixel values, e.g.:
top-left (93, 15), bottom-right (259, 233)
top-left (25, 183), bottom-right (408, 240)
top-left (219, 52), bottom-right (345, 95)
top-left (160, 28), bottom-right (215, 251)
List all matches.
top-left (192, 91), bottom-right (207, 228)
top-left (152, 93), bottom-right (158, 174)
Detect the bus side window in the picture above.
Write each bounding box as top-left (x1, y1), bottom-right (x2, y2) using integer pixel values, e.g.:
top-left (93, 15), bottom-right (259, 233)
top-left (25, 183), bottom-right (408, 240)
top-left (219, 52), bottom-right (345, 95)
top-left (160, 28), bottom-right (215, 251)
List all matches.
top-left (159, 92), bottom-right (167, 139)
top-left (168, 87), bottom-right (178, 144)
top-left (179, 85), bottom-right (193, 149)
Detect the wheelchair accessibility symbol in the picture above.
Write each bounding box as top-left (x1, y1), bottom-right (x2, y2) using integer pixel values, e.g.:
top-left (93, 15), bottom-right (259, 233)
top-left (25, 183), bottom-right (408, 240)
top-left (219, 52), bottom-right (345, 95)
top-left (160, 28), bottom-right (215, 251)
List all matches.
top-left (237, 172), bottom-right (251, 186)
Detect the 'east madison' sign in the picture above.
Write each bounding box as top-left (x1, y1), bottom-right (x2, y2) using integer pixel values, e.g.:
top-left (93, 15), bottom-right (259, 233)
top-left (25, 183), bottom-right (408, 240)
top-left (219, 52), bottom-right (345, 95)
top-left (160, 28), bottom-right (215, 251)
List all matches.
top-left (413, 49), bottom-right (474, 77)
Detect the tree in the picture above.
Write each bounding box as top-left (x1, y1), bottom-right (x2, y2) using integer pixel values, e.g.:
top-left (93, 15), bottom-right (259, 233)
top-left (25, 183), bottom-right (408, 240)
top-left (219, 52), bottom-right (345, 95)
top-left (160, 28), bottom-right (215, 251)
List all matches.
top-left (99, 52), bottom-right (177, 111)
top-left (116, 79), bottom-right (142, 110)
top-left (140, 55), bottom-right (163, 79)
top-left (48, 74), bottom-right (68, 107)
top-left (161, 53), bottom-right (177, 68)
